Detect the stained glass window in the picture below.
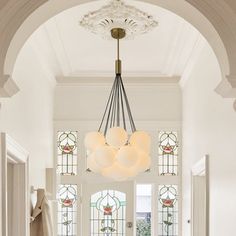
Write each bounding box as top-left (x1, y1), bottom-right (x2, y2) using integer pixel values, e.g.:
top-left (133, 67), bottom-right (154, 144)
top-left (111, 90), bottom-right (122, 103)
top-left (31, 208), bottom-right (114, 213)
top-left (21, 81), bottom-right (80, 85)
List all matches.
top-left (90, 190), bottom-right (126, 235)
top-left (57, 131), bottom-right (77, 175)
top-left (136, 185), bottom-right (151, 236)
top-left (58, 184), bottom-right (77, 236)
top-left (158, 185), bottom-right (178, 236)
top-left (158, 131), bottom-right (178, 176)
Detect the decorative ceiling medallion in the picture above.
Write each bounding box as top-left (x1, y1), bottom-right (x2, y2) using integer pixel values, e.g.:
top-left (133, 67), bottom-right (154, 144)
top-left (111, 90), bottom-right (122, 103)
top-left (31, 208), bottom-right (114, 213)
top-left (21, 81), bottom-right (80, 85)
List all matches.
top-left (80, 0), bottom-right (158, 39)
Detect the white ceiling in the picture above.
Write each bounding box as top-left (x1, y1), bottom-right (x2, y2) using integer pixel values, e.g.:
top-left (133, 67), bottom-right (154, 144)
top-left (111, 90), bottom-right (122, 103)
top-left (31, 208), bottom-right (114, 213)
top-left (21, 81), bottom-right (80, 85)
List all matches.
top-left (27, 0), bottom-right (206, 80)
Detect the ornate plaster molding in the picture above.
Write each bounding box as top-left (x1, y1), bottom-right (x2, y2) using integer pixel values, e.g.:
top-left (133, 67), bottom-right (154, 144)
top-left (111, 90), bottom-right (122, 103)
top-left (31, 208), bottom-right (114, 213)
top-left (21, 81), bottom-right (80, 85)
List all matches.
top-left (80, 0), bottom-right (158, 39)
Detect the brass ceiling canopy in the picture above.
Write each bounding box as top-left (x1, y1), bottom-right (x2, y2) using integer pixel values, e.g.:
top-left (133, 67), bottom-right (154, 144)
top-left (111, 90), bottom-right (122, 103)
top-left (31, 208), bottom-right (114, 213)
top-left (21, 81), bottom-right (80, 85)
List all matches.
top-left (111, 28), bottom-right (126, 40)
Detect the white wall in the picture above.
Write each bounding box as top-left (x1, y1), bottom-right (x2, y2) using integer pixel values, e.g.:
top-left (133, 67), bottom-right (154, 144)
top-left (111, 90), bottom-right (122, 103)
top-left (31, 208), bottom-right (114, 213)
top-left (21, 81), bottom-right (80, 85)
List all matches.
top-left (54, 82), bottom-right (182, 177)
top-left (54, 83), bottom-right (182, 121)
top-left (0, 42), bottom-right (54, 188)
top-left (182, 43), bottom-right (236, 236)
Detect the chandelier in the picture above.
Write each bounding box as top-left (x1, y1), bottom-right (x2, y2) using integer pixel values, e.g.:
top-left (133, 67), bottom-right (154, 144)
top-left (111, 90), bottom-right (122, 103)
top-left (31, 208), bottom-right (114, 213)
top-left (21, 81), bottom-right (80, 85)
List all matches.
top-left (82, 0), bottom-right (157, 181)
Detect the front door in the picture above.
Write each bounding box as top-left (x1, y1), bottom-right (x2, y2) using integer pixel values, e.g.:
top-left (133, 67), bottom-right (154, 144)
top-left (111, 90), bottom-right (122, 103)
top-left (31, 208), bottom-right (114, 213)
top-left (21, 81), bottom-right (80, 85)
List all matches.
top-left (82, 181), bottom-right (134, 236)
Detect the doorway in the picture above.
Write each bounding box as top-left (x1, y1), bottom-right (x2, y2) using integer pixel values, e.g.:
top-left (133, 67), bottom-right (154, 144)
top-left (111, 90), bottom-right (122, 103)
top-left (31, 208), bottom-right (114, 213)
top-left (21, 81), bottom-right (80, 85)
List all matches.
top-left (0, 133), bottom-right (29, 236)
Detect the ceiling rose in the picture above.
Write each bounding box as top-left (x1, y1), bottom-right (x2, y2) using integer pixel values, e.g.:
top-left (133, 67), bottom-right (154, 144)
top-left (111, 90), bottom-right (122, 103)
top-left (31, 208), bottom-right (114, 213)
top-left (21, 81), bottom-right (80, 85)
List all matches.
top-left (80, 0), bottom-right (158, 39)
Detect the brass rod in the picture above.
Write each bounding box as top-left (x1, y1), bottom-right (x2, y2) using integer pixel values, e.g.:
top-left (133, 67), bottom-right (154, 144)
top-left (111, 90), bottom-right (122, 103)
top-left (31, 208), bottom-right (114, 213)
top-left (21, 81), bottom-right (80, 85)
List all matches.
top-left (117, 38), bottom-right (120, 60)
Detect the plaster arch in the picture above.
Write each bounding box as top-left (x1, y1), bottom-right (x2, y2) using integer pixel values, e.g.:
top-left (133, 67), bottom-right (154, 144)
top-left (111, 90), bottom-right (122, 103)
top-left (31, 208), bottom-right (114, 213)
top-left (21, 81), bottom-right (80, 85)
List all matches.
top-left (0, 0), bottom-right (236, 98)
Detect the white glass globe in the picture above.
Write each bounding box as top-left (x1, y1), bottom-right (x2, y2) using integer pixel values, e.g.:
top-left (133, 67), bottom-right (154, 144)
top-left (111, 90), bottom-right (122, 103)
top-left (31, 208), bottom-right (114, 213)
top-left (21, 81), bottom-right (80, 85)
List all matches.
top-left (101, 163), bottom-right (115, 177)
top-left (87, 153), bottom-right (102, 173)
top-left (93, 146), bottom-right (115, 168)
top-left (103, 162), bottom-right (130, 181)
top-left (84, 131), bottom-right (106, 151)
top-left (127, 166), bottom-right (139, 178)
top-left (133, 150), bottom-right (151, 173)
top-left (129, 131), bottom-right (151, 153)
top-left (116, 146), bottom-right (139, 168)
top-left (106, 127), bottom-right (128, 148)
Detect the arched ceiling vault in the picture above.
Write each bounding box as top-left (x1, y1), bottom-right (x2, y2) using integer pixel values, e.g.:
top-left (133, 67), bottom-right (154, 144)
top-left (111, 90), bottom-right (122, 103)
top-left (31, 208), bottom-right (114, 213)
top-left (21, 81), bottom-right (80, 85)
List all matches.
top-left (0, 0), bottom-right (236, 104)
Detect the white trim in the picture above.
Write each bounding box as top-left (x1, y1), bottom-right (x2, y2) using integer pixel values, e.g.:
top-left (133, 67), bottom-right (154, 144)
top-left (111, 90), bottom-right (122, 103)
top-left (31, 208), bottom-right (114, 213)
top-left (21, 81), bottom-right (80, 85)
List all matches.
top-left (192, 156), bottom-right (207, 176)
top-left (191, 155), bottom-right (209, 236)
top-left (56, 76), bottom-right (181, 86)
top-left (0, 75), bottom-right (19, 97)
top-left (5, 134), bottom-right (29, 163)
top-left (28, 39), bottom-right (57, 86)
top-left (0, 133), bottom-right (29, 236)
top-left (44, 18), bottom-right (73, 76)
top-left (215, 78), bottom-right (236, 98)
top-left (179, 36), bottom-right (206, 88)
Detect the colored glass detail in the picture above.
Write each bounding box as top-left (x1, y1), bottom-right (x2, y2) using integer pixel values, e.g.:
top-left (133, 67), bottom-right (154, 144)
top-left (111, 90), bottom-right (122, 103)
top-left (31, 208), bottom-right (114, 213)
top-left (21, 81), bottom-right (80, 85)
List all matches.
top-left (90, 190), bottom-right (126, 235)
top-left (158, 185), bottom-right (178, 236)
top-left (158, 131), bottom-right (178, 176)
top-left (57, 131), bottom-right (77, 175)
top-left (58, 185), bottom-right (77, 236)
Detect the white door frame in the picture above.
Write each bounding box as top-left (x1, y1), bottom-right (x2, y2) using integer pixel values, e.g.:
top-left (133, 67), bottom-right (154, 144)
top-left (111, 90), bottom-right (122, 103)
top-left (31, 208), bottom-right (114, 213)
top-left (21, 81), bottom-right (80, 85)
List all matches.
top-left (0, 133), bottom-right (29, 236)
top-left (191, 155), bottom-right (209, 236)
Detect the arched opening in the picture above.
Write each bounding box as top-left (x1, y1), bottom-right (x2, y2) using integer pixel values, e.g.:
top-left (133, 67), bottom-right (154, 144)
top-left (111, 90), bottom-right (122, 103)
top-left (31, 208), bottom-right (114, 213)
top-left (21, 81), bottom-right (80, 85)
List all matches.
top-left (1, 1), bottom-right (236, 236)
top-left (1, 0), bottom-right (234, 98)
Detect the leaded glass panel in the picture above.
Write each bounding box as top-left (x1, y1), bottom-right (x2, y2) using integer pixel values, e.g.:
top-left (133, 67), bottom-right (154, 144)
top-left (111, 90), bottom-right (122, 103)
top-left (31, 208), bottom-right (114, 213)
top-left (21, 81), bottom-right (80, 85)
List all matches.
top-left (158, 131), bottom-right (178, 176)
top-left (90, 190), bottom-right (126, 236)
top-left (158, 185), bottom-right (178, 236)
top-left (57, 131), bottom-right (77, 175)
top-left (58, 184), bottom-right (77, 236)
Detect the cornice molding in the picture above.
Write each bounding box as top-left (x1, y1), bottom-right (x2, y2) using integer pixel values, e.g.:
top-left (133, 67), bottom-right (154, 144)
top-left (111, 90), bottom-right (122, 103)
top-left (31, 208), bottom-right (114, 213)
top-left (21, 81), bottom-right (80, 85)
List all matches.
top-left (179, 35), bottom-right (207, 88)
top-left (0, 0), bottom-right (47, 97)
top-left (56, 76), bottom-right (181, 86)
top-left (215, 78), bottom-right (236, 98)
top-left (187, 0), bottom-right (236, 80)
top-left (0, 74), bottom-right (19, 97)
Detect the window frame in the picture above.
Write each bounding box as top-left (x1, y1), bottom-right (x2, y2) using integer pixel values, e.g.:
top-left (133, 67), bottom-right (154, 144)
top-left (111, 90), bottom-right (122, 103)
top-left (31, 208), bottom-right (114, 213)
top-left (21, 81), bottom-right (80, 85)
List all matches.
top-left (53, 120), bottom-right (182, 236)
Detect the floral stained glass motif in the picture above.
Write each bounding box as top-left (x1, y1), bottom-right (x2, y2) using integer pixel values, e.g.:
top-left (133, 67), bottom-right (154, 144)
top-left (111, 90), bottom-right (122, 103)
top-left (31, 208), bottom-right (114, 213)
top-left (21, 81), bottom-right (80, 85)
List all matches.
top-left (58, 185), bottom-right (77, 236)
top-left (158, 131), bottom-right (178, 176)
top-left (158, 185), bottom-right (178, 236)
top-left (90, 190), bottom-right (126, 235)
top-left (57, 131), bottom-right (77, 175)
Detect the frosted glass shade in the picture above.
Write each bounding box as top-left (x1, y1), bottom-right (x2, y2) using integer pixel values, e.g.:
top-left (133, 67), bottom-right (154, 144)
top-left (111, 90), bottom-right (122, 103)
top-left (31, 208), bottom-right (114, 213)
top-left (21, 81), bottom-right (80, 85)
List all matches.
top-left (93, 146), bottom-right (115, 168)
top-left (129, 131), bottom-right (151, 153)
top-left (87, 153), bottom-right (102, 173)
top-left (134, 151), bottom-right (151, 173)
top-left (85, 129), bottom-right (151, 181)
top-left (84, 132), bottom-right (106, 151)
top-left (116, 146), bottom-right (139, 168)
top-left (106, 127), bottom-right (128, 148)
top-left (105, 162), bottom-right (130, 181)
